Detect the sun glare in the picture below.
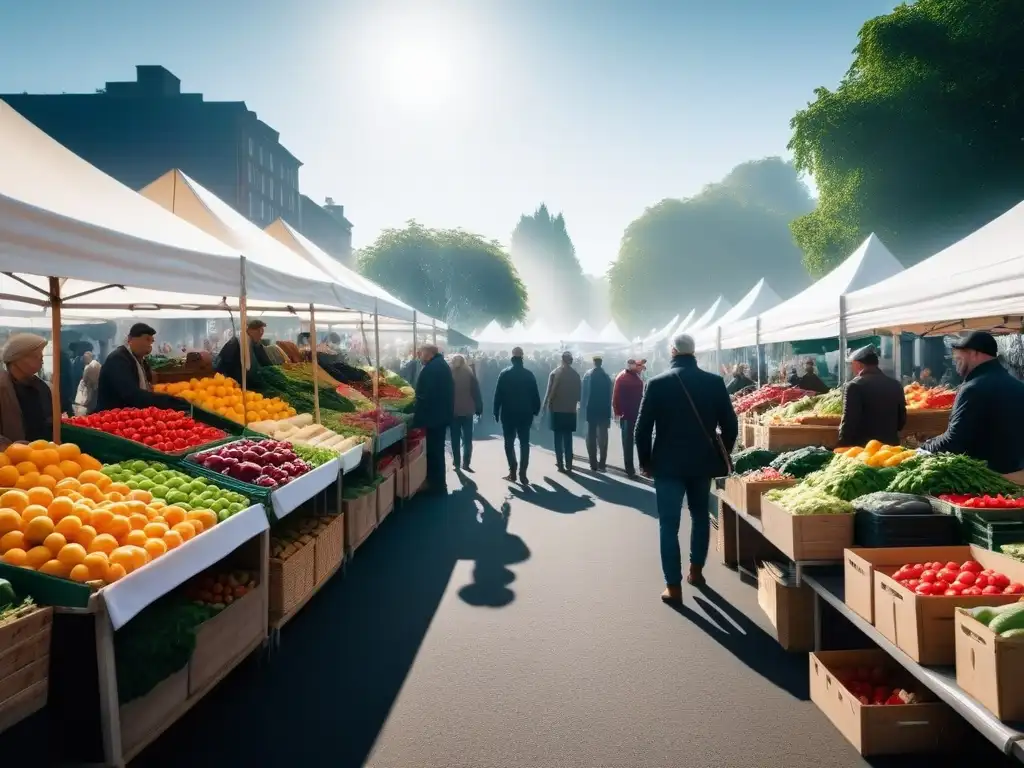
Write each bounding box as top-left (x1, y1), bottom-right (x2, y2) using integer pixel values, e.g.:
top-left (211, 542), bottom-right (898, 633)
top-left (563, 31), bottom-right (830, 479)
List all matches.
top-left (379, 36), bottom-right (455, 108)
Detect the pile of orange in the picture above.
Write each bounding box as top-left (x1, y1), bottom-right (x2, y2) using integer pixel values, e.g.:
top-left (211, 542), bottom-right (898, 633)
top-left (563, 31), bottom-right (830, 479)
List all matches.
top-left (0, 441), bottom-right (218, 585)
top-left (154, 373), bottom-right (295, 425)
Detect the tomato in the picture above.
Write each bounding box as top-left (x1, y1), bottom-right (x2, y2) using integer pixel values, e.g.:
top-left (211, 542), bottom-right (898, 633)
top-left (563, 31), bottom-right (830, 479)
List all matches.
top-left (964, 586), bottom-right (984, 596)
top-left (944, 561), bottom-right (960, 572)
top-left (982, 585), bottom-right (1003, 596)
top-left (961, 561), bottom-right (983, 573)
top-left (1005, 583), bottom-right (1024, 595)
top-left (947, 582), bottom-right (965, 594)
top-left (920, 570), bottom-right (937, 583)
top-left (937, 569), bottom-right (958, 583)
top-left (915, 583), bottom-right (934, 596)
top-left (990, 573), bottom-right (1011, 589)
top-left (933, 580), bottom-right (950, 592)
top-left (975, 574), bottom-right (990, 588)
top-left (906, 579), bottom-right (920, 589)
top-left (944, 589), bottom-right (959, 596)
top-left (956, 571), bottom-right (976, 586)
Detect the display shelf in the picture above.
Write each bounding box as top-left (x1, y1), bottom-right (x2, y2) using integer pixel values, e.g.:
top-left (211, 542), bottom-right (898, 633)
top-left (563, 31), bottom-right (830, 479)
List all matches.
top-left (340, 442), bottom-right (365, 474)
top-left (267, 458), bottom-right (341, 521)
top-left (376, 423), bottom-right (406, 453)
top-left (803, 570), bottom-right (1024, 760)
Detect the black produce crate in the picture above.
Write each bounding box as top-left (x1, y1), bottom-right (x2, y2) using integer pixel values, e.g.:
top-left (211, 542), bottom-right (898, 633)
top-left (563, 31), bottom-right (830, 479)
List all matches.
top-left (854, 509), bottom-right (960, 548)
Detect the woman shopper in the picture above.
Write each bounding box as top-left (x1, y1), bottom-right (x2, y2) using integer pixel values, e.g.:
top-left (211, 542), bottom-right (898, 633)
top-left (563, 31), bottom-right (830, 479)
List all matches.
top-left (449, 354), bottom-right (483, 471)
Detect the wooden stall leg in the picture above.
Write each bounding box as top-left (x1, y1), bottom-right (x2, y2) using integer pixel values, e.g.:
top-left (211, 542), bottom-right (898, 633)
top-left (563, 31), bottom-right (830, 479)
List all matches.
top-left (94, 606), bottom-right (125, 768)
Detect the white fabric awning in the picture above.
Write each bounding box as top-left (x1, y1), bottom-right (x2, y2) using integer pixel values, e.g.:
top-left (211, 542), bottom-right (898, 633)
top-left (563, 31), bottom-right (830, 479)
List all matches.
top-left (566, 320), bottom-right (599, 343)
top-left (597, 320), bottom-right (630, 346)
top-left (845, 202), bottom-right (1024, 336)
top-left (644, 313), bottom-right (682, 347)
top-left (684, 297), bottom-right (732, 336)
top-left (695, 278), bottom-right (782, 351)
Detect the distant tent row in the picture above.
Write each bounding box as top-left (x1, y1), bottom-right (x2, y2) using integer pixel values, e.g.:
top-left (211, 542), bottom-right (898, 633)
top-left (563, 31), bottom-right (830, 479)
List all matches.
top-left (471, 319), bottom-right (630, 348)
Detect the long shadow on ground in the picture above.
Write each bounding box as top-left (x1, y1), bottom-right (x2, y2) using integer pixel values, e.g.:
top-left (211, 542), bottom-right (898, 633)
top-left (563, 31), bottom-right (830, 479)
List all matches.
top-left (570, 470), bottom-right (656, 517)
top-left (128, 483), bottom-right (527, 768)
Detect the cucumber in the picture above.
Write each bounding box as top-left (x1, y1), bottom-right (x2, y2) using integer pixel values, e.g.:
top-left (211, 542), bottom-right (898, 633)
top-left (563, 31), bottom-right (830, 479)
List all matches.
top-left (989, 603), bottom-right (1024, 635)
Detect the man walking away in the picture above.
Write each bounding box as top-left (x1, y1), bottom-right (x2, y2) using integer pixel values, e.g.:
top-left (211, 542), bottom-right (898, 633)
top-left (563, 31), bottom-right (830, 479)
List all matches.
top-left (413, 344), bottom-right (454, 495)
top-left (613, 358), bottom-right (645, 477)
top-left (582, 354), bottom-right (613, 471)
top-left (544, 350), bottom-right (582, 473)
top-left (449, 354), bottom-right (482, 471)
top-left (493, 347), bottom-right (541, 484)
top-left (635, 333), bottom-right (738, 603)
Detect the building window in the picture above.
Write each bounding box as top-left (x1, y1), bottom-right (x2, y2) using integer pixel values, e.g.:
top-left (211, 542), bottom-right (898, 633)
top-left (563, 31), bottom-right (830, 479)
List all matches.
top-left (247, 163), bottom-right (252, 183)
top-left (269, 153), bottom-right (274, 172)
top-left (260, 199), bottom-right (265, 221)
top-left (269, 178), bottom-right (274, 198)
top-left (261, 175), bottom-right (266, 194)
top-left (248, 191), bottom-right (253, 219)
top-left (259, 146), bottom-right (264, 166)
top-left (278, 186), bottom-right (283, 205)
top-left (248, 138), bottom-right (253, 156)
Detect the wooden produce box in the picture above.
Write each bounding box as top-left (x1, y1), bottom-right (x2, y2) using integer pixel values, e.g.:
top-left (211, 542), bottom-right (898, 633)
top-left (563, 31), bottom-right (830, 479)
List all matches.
top-left (313, 513), bottom-right (346, 586)
top-left (723, 475), bottom-right (796, 517)
top-left (809, 649), bottom-right (961, 756)
top-left (871, 545), bottom-right (1024, 665)
top-left (120, 666), bottom-right (189, 758)
top-left (954, 608), bottom-right (1024, 722)
top-left (754, 423), bottom-right (840, 451)
top-left (344, 490), bottom-right (378, 552)
top-left (757, 562), bottom-right (814, 651)
top-left (0, 605), bottom-right (52, 734)
top-left (189, 576), bottom-right (267, 696)
top-left (269, 540), bottom-right (316, 626)
top-left (843, 546), bottom-right (969, 625)
top-left (404, 451), bottom-right (427, 499)
top-left (377, 473), bottom-right (396, 524)
top-left (742, 420), bottom-right (756, 448)
top-left (902, 409), bottom-right (951, 439)
top-left (760, 498), bottom-right (854, 562)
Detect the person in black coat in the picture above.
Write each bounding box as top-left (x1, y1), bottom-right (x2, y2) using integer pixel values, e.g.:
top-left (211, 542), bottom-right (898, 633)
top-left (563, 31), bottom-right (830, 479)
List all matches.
top-left (493, 347), bottom-right (542, 484)
top-left (413, 344), bottom-right (455, 495)
top-left (837, 346), bottom-right (906, 448)
top-left (582, 355), bottom-right (613, 471)
top-left (726, 363), bottom-right (755, 395)
top-left (923, 332), bottom-right (1024, 476)
top-left (94, 323), bottom-right (186, 413)
top-left (215, 319), bottom-right (273, 385)
top-left (635, 333), bottom-right (737, 603)
top-left (795, 359), bottom-right (830, 394)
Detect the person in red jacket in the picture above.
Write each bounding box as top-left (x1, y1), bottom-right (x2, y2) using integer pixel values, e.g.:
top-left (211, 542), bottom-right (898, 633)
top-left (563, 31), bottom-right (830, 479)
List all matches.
top-left (613, 358), bottom-right (645, 478)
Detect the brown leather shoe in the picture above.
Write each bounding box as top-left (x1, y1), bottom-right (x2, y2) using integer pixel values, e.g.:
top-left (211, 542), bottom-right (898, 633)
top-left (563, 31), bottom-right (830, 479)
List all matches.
top-left (686, 566), bottom-right (706, 587)
top-left (661, 585), bottom-right (683, 603)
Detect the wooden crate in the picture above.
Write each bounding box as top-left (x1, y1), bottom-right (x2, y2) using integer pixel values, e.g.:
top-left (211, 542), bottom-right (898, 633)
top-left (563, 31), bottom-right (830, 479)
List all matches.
top-left (189, 578), bottom-right (267, 696)
top-left (760, 497), bottom-right (854, 561)
top-left (405, 452), bottom-right (427, 498)
top-left (269, 541), bottom-right (316, 624)
top-left (903, 409), bottom-right (950, 439)
top-left (313, 513), bottom-right (346, 585)
top-left (742, 420), bottom-right (756, 448)
top-left (345, 491), bottom-right (378, 552)
top-left (723, 475), bottom-right (796, 517)
top-left (754, 424), bottom-right (840, 451)
top-left (0, 605), bottom-right (51, 735)
top-left (377, 474), bottom-right (396, 523)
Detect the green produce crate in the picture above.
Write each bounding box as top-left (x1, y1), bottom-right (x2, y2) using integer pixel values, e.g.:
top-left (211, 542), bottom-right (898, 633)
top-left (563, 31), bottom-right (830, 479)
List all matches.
top-left (61, 422), bottom-right (234, 466)
top-left (0, 562), bottom-right (91, 609)
top-left (181, 439), bottom-right (273, 507)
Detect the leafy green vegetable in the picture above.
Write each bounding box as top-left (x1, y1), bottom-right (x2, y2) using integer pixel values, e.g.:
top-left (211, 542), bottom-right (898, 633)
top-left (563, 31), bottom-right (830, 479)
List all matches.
top-left (249, 366), bottom-right (356, 414)
top-left (732, 447), bottom-right (779, 474)
top-left (1001, 543), bottom-right (1024, 563)
top-left (292, 443), bottom-right (339, 467)
top-left (886, 454), bottom-right (1021, 497)
top-left (801, 458), bottom-right (895, 501)
top-left (769, 446), bottom-right (834, 478)
top-left (765, 485), bottom-right (854, 516)
top-left (0, 596), bottom-right (34, 625)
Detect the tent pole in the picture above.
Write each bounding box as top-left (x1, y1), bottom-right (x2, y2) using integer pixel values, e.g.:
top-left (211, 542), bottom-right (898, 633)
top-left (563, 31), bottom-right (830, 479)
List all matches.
top-left (755, 317), bottom-right (763, 387)
top-left (716, 326), bottom-right (722, 378)
top-left (432, 319), bottom-right (437, 346)
top-left (239, 256), bottom-right (249, 428)
top-left (411, 311), bottom-right (418, 386)
top-left (838, 294), bottom-right (848, 386)
top-left (309, 303), bottom-right (321, 424)
top-left (373, 301), bottom-right (381, 443)
top-left (49, 277), bottom-right (62, 443)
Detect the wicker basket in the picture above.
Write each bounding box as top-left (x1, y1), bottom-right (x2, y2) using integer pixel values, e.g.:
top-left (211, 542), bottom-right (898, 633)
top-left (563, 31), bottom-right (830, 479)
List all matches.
top-left (268, 542), bottom-right (316, 623)
top-left (313, 513), bottom-right (346, 585)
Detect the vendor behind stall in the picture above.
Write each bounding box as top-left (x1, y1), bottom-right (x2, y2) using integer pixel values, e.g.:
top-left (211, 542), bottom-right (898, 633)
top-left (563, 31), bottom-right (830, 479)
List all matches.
top-left (922, 332), bottom-right (1024, 479)
top-left (838, 345), bottom-right (906, 448)
top-left (215, 319), bottom-right (273, 385)
top-left (0, 334), bottom-right (53, 447)
top-left (95, 323), bottom-right (185, 412)
top-left (796, 358), bottom-right (830, 394)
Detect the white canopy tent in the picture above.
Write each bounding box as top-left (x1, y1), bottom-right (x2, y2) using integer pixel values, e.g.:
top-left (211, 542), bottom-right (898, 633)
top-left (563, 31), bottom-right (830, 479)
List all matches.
top-left (597, 320), bottom-right (630, 346)
top-left (684, 296), bottom-right (732, 336)
top-left (695, 278), bottom-right (782, 352)
top-left (566, 320), bottom-right (600, 344)
top-left (474, 319), bottom-right (505, 344)
top-left (525, 318), bottom-right (559, 346)
top-left (643, 313), bottom-right (683, 348)
top-left (845, 202), bottom-right (1024, 336)
top-left (758, 234), bottom-right (903, 344)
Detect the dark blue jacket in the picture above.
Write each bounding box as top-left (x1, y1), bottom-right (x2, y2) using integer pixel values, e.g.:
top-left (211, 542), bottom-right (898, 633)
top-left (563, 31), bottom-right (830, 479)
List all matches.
top-left (635, 356), bottom-right (738, 479)
top-left (413, 354), bottom-right (454, 429)
top-left (923, 360), bottom-right (1024, 473)
top-left (582, 365), bottom-right (613, 426)
top-left (493, 358), bottom-right (541, 426)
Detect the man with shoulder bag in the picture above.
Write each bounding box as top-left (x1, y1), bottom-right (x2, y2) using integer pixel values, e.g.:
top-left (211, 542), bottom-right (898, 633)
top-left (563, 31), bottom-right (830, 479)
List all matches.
top-left (635, 333), bottom-right (738, 603)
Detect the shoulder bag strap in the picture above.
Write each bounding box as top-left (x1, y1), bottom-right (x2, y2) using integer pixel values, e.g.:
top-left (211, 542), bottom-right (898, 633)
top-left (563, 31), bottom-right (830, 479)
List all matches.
top-left (673, 371), bottom-right (733, 473)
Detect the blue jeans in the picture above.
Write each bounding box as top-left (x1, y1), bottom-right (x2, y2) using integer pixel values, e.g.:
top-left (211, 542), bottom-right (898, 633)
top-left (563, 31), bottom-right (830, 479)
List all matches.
top-left (654, 475), bottom-right (712, 586)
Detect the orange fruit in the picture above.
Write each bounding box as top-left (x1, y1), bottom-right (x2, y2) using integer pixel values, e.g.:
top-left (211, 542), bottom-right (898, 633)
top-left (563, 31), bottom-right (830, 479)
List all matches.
top-left (128, 489), bottom-right (153, 504)
top-left (26, 487), bottom-right (53, 507)
top-left (187, 510), bottom-right (218, 531)
top-left (107, 482), bottom-right (132, 496)
top-left (124, 529), bottom-right (148, 548)
top-left (148, 499), bottom-right (166, 510)
top-left (58, 460), bottom-right (82, 479)
top-left (1, 548), bottom-right (27, 566)
top-left (171, 522), bottom-right (195, 542)
top-left (21, 504), bottom-right (49, 523)
top-left (0, 509), bottom-right (21, 535)
top-left (27, 440), bottom-right (52, 450)
top-left (77, 470), bottom-right (104, 486)
top-left (107, 502), bottom-right (129, 518)
top-left (143, 522), bottom-right (168, 538)
top-left (105, 491), bottom-right (124, 503)
top-left (5, 444), bottom-right (32, 463)
top-left (71, 504), bottom-right (93, 524)
top-left (69, 563), bottom-right (91, 582)
top-left (55, 515), bottom-right (83, 538)
top-left (15, 461), bottom-right (37, 476)
top-left (30, 448), bottom-right (60, 469)
top-left (57, 542), bottom-right (88, 566)
top-left (41, 465), bottom-right (64, 482)
top-left (55, 477), bottom-right (82, 492)
top-left (47, 497), bottom-right (74, 522)
top-left (0, 453), bottom-right (8, 467)
top-left (127, 545), bottom-right (149, 571)
top-left (162, 506), bottom-right (186, 526)
top-left (72, 525), bottom-right (97, 549)
top-left (128, 513), bottom-right (149, 531)
top-left (83, 552), bottom-right (108, 580)
top-left (42, 532), bottom-right (67, 555)
top-left (106, 563), bottom-right (126, 583)
top-left (109, 547), bottom-right (136, 574)
top-left (184, 518), bottom-right (204, 535)
top-left (143, 537), bottom-right (167, 560)
top-left (0, 490), bottom-right (29, 512)
top-left (35, 474), bottom-right (56, 491)
top-left (89, 508), bottom-right (113, 533)
top-left (25, 545), bottom-right (52, 569)
top-left (0, 465), bottom-right (18, 487)
top-left (79, 484), bottom-right (103, 502)
top-left (38, 559), bottom-right (69, 578)
top-left (15, 472), bottom-right (40, 490)
top-left (107, 515), bottom-right (131, 541)
top-left (78, 454), bottom-right (102, 472)
top-left (24, 516), bottom-right (54, 545)
top-left (150, 515), bottom-right (165, 525)
top-left (124, 500), bottom-right (147, 516)
top-left (57, 443), bottom-right (82, 462)
top-left (88, 533), bottom-right (118, 555)
top-left (163, 530), bottom-right (183, 550)
top-left (1, 530), bottom-right (25, 553)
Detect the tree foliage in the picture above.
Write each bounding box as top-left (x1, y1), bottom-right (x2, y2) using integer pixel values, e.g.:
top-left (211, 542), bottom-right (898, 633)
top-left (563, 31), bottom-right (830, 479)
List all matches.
top-left (509, 204), bottom-right (588, 330)
top-left (357, 221), bottom-right (528, 329)
top-left (790, 0), bottom-right (1024, 274)
top-left (608, 157), bottom-right (813, 334)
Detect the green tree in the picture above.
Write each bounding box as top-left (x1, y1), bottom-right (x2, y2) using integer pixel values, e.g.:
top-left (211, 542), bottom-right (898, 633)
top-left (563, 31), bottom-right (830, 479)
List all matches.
top-left (358, 221), bottom-right (528, 329)
top-left (509, 204), bottom-right (588, 330)
top-left (790, 0), bottom-right (1024, 275)
top-left (608, 157), bottom-right (813, 334)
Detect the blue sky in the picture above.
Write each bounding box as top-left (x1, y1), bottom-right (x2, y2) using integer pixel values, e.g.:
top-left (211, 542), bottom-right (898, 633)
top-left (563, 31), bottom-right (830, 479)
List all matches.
top-left (0, 0), bottom-right (897, 273)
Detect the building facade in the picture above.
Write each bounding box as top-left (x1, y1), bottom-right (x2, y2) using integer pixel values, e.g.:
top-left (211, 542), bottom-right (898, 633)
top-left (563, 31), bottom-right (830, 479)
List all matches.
top-left (299, 195), bottom-right (354, 266)
top-left (1, 65), bottom-right (302, 228)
